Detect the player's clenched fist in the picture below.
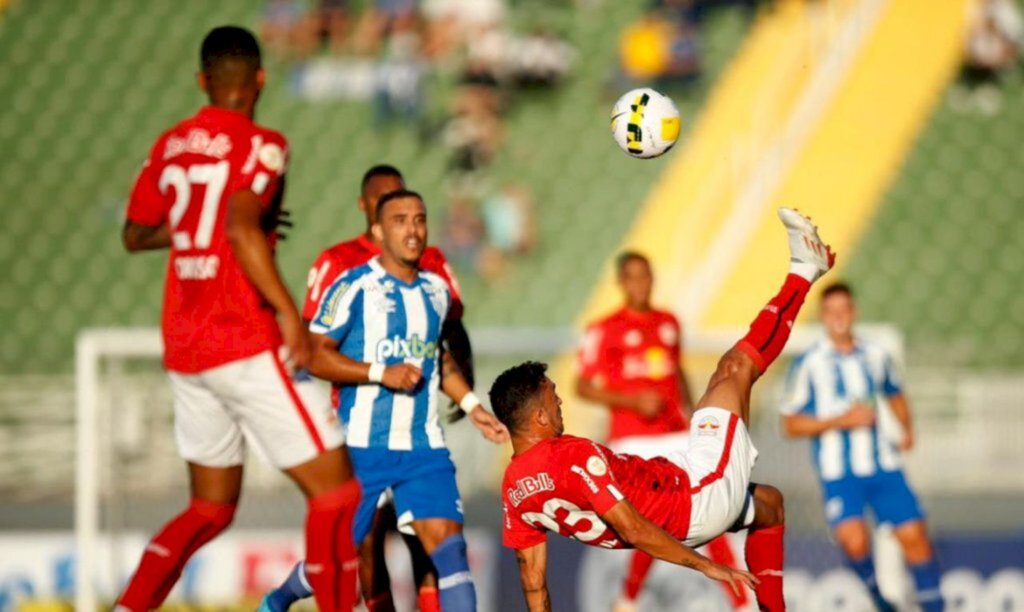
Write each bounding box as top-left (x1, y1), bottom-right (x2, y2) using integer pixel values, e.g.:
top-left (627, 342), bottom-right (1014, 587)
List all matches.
top-left (382, 363), bottom-right (423, 391)
top-left (281, 311), bottom-right (312, 370)
top-left (467, 406), bottom-right (510, 444)
top-left (633, 390), bottom-right (664, 419)
top-left (837, 403), bottom-right (876, 429)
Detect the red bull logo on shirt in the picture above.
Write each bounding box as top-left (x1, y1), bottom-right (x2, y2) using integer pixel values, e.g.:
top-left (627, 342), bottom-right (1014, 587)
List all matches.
top-left (507, 473), bottom-right (556, 507)
top-left (696, 415), bottom-right (721, 436)
top-left (375, 334), bottom-right (438, 362)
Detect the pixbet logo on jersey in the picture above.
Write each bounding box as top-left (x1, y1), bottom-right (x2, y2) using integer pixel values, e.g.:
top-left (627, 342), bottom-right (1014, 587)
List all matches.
top-left (375, 334), bottom-right (438, 362)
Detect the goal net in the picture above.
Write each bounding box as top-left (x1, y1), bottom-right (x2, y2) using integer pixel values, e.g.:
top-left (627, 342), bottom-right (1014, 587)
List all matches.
top-left (75, 324), bottom-right (905, 611)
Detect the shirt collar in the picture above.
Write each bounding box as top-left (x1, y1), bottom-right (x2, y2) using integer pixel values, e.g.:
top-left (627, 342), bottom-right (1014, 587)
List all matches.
top-left (197, 105), bottom-right (252, 125)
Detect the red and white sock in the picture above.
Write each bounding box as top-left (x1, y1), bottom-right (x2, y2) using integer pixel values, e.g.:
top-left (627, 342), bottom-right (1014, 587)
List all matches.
top-left (746, 525), bottom-right (785, 612)
top-left (621, 551), bottom-right (655, 602)
top-left (305, 480), bottom-right (362, 612)
top-left (116, 498), bottom-right (235, 611)
top-left (737, 274), bottom-right (811, 373)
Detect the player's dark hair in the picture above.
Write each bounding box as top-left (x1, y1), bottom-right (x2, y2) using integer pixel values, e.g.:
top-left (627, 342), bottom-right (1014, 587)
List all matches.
top-left (375, 189), bottom-right (423, 221)
top-left (489, 361), bottom-right (549, 433)
top-left (616, 250), bottom-right (650, 275)
top-left (361, 164), bottom-right (404, 195)
top-left (822, 282), bottom-right (854, 300)
top-left (200, 26), bottom-right (261, 77)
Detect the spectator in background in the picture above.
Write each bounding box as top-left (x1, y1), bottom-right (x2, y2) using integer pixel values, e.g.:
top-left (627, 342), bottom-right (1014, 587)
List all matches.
top-left (311, 0), bottom-right (351, 55)
top-left (353, 0), bottom-right (418, 56)
top-left (262, 0), bottom-right (312, 58)
top-left (481, 184), bottom-right (536, 256)
top-left (618, 9), bottom-right (701, 89)
top-left (263, 0), bottom-right (350, 59)
top-left (374, 14), bottom-right (426, 123)
top-left (441, 195), bottom-right (487, 273)
top-left (955, 0), bottom-right (1023, 114)
top-left (443, 63), bottom-right (504, 174)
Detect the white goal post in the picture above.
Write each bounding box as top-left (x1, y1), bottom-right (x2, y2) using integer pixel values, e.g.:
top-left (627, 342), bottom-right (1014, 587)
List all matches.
top-left (74, 324), bottom-right (903, 610)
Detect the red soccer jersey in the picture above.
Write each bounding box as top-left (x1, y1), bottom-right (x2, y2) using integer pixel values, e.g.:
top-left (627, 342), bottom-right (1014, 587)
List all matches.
top-left (502, 435), bottom-right (693, 550)
top-left (578, 308), bottom-right (689, 440)
top-left (301, 234), bottom-right (464, 321)
top-left (126, 106), bottom-right (288, 373)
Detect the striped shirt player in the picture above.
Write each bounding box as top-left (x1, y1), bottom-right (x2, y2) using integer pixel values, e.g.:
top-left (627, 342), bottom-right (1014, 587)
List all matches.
top-left (781, 281), bottom-right (942, 612)
top-left (782, 337), bottom-right (922, 526)
top-left (309, 253), bottom-right (478, 557)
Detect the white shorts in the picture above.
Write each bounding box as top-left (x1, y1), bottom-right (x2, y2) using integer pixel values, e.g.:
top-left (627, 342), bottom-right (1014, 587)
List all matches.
top-left (168, 349), bottom-right (344, 469)
top-left (608, 430), bottom-right (691, 460)
top-left (662, 408), bottom-right (759, 547)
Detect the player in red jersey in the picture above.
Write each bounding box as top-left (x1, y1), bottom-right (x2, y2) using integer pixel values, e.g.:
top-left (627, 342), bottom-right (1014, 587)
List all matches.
top-left (576, 251), bottom-right (747, 610)
top-left (265, 165), bottom-right (468, 612)
top-left (491, 208), bottom-right (836, 612)
top-left (118, 27), bottom-right (359, 612)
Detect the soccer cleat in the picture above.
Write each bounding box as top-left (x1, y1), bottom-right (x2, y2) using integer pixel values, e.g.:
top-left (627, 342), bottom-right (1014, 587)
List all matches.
top-left (778, 207), bottom-right (835, 282)
top-left (257, 593), bottom-right (281, 612)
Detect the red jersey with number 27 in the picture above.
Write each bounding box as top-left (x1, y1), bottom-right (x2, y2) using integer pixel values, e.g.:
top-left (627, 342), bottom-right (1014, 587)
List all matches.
top-left (302, 234), bottom-right (464, 321)
top-left (126, 106), bottom-right (288, 373)
top-left (502, 435), bottom-right (693, 550)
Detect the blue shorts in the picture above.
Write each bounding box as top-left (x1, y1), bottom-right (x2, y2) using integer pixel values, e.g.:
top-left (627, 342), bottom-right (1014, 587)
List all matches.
top-left (821, 470), bottom-right (924, 529)
top-left (350, 447), bottom-right (463, 545)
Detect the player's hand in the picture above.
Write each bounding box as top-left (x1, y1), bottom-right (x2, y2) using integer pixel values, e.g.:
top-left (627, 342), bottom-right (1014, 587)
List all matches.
top-left (837, 404), bottom-right (875, 429)
top-left (281, 311), bottom-right (311, 371)
top-left (468, 406), bottom-right (511, 444)
top-left (274, 208), bottom-right (294, 241)
top-left (633, 391), bottom-right (664, 419)
top-left (382, 363), bottom-right (423, 391)
top-left (900, 428), bottom-right (915, 452)
top-left (702, 562), bottom-right (759, 596)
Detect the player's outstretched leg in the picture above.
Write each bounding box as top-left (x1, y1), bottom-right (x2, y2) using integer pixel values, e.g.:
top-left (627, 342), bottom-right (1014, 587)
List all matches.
top-left (696, 208), bottom-right (834, 421)
top-left (115, 464), bottom-right (240, 612)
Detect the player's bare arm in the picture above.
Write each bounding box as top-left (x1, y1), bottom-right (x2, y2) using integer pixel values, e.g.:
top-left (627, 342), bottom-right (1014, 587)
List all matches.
top-left (226, 187), bottom-right (309, 369)
top-left (122, 220), bottom-right (171, 251)
top-left (782, 404), bottom-right (876, 438)
top-left (575, 378), bottom-right (662, 418)
top-left (440, 351), bottom-right (509, 443)
top-left (600, 499), bottom-right (758, 596)
top-left (515, 541), bottom-right (552, 612)
top-left (888, 393), bottom-right (915, 450)
top-left (307, 332), bottom-right (422, 390)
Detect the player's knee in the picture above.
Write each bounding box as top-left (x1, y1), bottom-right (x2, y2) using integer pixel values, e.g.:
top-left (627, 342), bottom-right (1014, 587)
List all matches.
top-left (837, 526), bottom-right (871, 560)
top-left (897, 522), bottom-right (934, 563)
top-left (416, 520), bottom-right (462, 553)
top-left (754, 484), bottom-right (785, 526)
top-left (190, 497), bottom-right (236, 533)
top-left (712, 350), bottom-right (757, 385)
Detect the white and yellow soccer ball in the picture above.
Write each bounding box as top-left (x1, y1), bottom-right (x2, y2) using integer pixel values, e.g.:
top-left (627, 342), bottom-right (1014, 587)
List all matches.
top-left (610, 88), bottom-right (681, 159)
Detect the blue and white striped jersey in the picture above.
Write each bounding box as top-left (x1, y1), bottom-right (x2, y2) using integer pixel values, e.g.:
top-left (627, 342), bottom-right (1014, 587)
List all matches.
top-left (309, 257), bottom-right (451, 451)
top-left (781, 337), bottom-right (904, 481)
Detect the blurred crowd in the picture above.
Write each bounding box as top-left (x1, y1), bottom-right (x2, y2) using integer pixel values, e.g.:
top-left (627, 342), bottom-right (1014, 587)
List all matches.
top-left (955, 0), bottom-right (1023, 115)
top-left (617, 0), bottom-right (760, 89)
top-left (262, 0), bottom-right (570, 282)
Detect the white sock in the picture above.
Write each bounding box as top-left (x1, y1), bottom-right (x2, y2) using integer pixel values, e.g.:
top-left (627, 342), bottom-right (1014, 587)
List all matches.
top-left (789, 260), bottom-right (821, 283)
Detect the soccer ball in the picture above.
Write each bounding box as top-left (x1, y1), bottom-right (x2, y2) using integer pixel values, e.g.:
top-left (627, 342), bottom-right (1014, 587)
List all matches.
top-left (610, 88), bottom-right (681, 159)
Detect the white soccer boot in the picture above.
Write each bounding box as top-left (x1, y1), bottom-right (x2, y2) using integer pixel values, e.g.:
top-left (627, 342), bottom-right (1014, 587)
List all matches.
top-left (778, 207), bottom-right (835, 283)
